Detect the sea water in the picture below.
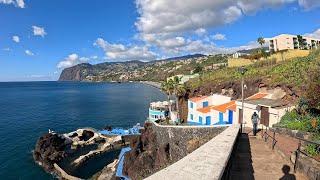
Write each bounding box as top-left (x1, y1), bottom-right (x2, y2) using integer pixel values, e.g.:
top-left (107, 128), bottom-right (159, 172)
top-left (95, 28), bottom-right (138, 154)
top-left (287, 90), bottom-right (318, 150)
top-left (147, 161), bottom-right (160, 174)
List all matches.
top-left (0, 81), bottom-right (165, 179)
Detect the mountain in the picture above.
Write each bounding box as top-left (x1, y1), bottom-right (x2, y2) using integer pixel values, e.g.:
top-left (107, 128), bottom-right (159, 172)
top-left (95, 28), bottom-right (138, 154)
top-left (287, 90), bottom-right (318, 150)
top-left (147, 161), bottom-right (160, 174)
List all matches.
top-left (58, 54), bottom-right (226, 82)
top-left (237, 47), bottom-right (269, 54)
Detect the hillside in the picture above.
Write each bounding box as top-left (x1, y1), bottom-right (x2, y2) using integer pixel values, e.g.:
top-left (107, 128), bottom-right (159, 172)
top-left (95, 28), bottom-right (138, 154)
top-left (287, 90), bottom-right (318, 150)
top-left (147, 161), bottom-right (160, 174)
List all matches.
top-left (58, 54), bottom-right (227, 82)
top-left (176, 49), bottom-right (320, 121)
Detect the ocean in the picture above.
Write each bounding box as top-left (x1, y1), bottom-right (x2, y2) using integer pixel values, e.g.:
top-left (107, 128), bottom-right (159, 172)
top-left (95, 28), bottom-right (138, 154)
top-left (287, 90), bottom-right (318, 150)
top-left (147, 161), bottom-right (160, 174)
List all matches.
top-left (0, 81), bottom-right (165, 179)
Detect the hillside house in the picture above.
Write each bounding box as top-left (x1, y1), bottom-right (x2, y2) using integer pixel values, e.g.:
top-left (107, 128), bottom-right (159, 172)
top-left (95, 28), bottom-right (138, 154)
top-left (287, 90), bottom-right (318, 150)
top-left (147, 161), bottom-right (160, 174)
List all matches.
top-left (235, 92), bottom-right (294, 128)
top-left (187, 94), bottom-right (236, 126)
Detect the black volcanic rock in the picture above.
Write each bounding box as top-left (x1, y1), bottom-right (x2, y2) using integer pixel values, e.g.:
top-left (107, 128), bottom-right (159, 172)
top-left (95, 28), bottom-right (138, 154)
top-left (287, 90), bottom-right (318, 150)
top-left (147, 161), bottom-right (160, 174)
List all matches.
top-left (33, 133), bottom-right (67, 172)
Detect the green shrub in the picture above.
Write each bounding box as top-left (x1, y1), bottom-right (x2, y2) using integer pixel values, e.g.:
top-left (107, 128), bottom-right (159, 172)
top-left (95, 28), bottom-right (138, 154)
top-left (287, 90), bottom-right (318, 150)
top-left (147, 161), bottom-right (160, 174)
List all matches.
top-left (305, 144), bottom-right (319, 156)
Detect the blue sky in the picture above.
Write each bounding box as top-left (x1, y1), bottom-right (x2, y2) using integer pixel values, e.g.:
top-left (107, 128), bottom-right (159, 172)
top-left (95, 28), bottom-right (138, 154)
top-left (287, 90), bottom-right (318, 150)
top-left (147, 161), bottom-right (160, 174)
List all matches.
top-left (0, 0), bottom-right (319, 81)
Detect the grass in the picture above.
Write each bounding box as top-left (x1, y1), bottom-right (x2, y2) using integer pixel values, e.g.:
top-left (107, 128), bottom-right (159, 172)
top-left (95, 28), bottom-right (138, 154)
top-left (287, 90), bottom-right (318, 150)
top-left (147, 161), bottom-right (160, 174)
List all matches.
top-left (277, 110), bottom-right (320, 158)
top-left (188, 49), bottom-right (320, 90)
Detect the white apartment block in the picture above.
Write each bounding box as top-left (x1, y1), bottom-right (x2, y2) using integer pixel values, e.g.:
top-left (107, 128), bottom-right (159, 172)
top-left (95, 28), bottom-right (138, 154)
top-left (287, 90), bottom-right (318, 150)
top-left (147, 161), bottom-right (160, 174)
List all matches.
top-left (269, 34), bottom-right (320, 52)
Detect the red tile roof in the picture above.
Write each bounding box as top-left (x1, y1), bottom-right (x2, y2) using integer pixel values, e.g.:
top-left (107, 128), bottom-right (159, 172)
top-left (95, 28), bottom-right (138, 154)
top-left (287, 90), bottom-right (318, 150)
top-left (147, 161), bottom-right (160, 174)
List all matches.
top-left (196, 101), bottom-right (236, 114)
top-left (197, 105), bottom-right (215, 113)
top-left (211, 101), bottom-right (236, 113)
top-left (246, 92), bottom-right (269, 100)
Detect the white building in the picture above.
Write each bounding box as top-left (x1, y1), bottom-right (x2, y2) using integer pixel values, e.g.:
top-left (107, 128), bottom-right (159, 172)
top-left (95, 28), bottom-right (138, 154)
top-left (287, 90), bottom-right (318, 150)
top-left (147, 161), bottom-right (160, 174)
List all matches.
top-left (149, 100), bottom-right (176, 122)
top-left (268, 34), bottom-right (320, 52)
top-left (235, 92), bottom-right (294, 128)
top-left (187, 94), bottom-right (237, 126)
top-left (232, 52), bottom-right (250, 59)
top-left (167, 74), bottom-right (199, 84)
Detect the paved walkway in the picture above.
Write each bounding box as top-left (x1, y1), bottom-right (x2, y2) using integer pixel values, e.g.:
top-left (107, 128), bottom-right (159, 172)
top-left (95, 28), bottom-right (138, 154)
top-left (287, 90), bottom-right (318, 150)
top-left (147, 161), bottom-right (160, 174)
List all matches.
top-left (228, 131), bottom-right (307, 180)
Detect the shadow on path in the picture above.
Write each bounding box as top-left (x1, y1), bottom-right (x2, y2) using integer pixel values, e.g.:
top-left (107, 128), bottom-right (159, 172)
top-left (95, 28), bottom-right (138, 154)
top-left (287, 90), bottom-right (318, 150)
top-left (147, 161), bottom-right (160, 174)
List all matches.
top-left (223, 133), bottom-right (254, 180)
top-left (279, 165), bottom-right (296, 180)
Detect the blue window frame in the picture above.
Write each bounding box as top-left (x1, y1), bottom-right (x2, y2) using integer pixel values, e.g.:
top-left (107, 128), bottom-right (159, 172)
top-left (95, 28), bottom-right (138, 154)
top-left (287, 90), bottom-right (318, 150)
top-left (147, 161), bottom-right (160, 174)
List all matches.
top-left (190, 102), bottom-right (193, 109)
top-left (202, 101), bottom-right (209, 107)
top-left (199, 116), bottom-right (203, 124)
top-left (228, 110), bottom-right (233, 124)
top-left (205, 116), bottom-right (211, 125)
top-left (190, 114), bottom-right (193, 120)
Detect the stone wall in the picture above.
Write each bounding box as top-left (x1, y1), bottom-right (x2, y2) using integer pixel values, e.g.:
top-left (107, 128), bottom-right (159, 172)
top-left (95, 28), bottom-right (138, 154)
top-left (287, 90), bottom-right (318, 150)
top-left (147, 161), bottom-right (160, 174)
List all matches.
top-left (295, 153), bottom-right (320, 180)
top-left (123, 122), bottom-right (226, 179)
top-left (145, 125), bottom-right (240, 180)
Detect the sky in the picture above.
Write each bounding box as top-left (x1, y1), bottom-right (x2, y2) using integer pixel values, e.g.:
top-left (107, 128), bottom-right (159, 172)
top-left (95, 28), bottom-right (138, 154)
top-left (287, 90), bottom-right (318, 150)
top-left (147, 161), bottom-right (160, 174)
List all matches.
top-left (0, 0), bottom-right (320, 81)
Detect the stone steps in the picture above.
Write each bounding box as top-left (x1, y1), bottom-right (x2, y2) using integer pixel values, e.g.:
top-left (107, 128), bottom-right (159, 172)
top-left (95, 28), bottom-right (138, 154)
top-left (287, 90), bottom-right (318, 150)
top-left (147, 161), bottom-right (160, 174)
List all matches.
top-left (227, 133), bottom-right (308, 180)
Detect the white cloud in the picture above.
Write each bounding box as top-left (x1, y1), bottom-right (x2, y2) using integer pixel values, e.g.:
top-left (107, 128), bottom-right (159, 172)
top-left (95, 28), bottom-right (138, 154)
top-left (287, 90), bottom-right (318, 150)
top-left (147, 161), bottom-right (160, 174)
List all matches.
top-left (32, 26), bottom-right (47, 37)
top-left (12, 35), bottom-right (20, 43)
top-left (195, 28), bottom-right (207, 36)
top-left (25, 50), bottom-right (34, 56)
top-left (0, 0), bottom-right (25, 8)
top-left (57, 54), bottom-right (89, 69)
top-left (135, 0), bottom-right (300, 37)
top-left (134, 0), bottom-right (309, 57)
top-left (212, 33), bottom-right (226, 40)
top-left (94, 38), bottom-right (157, 61)
top-left (91, 55), bottom-right (98, 59)
top-left (298, 0), bottom-right (320, 10)
top-left (15, 0), bottom-right (24, 8)
top-left (2, 47), bottom-right (11, 51)
top-left (304, 28), bottom-right (320, 39)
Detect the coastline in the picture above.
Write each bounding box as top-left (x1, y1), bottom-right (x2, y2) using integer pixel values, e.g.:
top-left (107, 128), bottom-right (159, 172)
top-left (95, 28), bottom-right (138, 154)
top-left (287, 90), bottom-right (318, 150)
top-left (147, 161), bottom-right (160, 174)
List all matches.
top-left (138, 81), bottom-right (162, 89)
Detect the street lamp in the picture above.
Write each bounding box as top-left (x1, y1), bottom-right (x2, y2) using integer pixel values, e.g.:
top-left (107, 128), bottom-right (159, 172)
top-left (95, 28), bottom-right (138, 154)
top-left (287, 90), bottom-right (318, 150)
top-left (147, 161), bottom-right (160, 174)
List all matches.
top-left (239, 66), bottom-right (247, 133)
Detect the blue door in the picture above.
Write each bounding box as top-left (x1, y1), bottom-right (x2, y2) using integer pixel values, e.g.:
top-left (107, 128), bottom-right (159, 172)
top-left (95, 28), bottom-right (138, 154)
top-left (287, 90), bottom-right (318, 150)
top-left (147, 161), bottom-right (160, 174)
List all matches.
top-left (202, 101), bottom-right (209, 107)
top-left (219, 112), bottom-right (224, 124)
top-left (228, 110), bottom-right (233, 124)
top-left (206, 116), bottom-right (211, 125)
top-left (199, 116), bottom-right (203, 124)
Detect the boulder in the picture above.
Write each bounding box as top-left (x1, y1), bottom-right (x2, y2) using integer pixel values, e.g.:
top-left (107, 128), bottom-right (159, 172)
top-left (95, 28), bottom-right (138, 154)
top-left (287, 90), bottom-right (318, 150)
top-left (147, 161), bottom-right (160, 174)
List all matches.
top-left (33, 133), bottom-right (67, 172)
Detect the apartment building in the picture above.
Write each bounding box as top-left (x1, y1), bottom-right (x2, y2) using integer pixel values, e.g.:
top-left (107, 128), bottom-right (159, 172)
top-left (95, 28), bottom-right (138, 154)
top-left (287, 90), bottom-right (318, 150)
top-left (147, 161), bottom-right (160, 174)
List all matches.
top-left (269, 34), bottom-right (320, 52)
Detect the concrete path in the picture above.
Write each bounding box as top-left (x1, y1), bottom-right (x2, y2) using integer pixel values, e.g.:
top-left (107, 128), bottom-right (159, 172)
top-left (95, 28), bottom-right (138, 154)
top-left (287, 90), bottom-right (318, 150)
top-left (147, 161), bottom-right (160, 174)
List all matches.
top-left (229, 132), bottom-right (307, 180)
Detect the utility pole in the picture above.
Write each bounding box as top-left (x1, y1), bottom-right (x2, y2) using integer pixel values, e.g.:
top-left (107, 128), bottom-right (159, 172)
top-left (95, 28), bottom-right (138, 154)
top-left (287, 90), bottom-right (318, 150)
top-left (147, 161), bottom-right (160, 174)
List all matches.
top-left (239, 66), bottom-right (247, 134)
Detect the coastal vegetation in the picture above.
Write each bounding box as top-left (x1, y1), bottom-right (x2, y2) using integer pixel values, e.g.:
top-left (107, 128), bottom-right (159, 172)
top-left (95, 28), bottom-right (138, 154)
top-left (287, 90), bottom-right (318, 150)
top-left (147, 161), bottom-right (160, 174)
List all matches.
top-left (187, 49), bottom-right (320, 92)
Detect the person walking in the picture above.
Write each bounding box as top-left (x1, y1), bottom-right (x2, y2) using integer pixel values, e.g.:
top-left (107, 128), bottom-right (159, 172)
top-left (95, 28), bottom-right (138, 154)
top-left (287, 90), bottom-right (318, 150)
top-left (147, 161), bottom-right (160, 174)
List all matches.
top-left (251, 112), bottom-right (260, 136)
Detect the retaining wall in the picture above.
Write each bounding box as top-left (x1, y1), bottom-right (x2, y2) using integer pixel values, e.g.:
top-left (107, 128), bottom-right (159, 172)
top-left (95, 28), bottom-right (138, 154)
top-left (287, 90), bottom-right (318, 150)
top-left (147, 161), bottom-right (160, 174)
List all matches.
top-left (145, 125), bottom-right (239, 180)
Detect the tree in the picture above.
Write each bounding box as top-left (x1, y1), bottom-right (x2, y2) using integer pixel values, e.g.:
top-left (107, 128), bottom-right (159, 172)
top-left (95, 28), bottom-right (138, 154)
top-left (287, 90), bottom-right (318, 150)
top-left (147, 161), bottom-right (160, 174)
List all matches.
top-left (257, 37), bottom-right (265, 48)
top-left (297, 35), bottom-right (304, 50)
top-left (193, 64), bottom-right (203, 73)
top-left (161, 80), bottom-right (174, 113)
top-left (171, 76), bottom-right (184, 122)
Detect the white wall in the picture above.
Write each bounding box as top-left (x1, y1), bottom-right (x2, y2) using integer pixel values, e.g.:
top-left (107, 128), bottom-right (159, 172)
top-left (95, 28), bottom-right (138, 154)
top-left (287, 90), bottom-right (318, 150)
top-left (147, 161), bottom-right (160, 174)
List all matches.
top-left (210, 94), bottom-right (231, 106)
top-left (235, 100), bottom-right (294, 128)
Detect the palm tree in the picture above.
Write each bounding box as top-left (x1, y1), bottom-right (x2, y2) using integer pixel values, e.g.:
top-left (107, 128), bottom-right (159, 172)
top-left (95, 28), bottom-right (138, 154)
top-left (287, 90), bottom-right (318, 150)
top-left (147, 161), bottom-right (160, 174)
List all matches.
top-left (161, 80), bottom-right (174, 114)
top-left (171, 76), bottom-right (186, 123)
top-left (297, 35), bottom-right (304, 49)
top-left (257, 37), bottom-right (265, 48)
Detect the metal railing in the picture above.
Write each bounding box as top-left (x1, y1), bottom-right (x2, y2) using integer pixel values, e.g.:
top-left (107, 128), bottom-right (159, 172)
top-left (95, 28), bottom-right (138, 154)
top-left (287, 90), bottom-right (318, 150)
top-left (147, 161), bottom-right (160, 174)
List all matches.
top-left (261, 126), bottom-right (277, 150)
top-left (293, 137), bottom-right (320, 173)
top-left (260, 126), bottom-right (319, 173)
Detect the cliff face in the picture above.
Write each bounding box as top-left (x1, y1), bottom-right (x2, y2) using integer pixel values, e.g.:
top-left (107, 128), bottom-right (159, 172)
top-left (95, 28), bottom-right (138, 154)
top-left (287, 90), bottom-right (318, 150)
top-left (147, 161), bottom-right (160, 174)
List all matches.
top-left (123, 122), bottom-right (225, 179)
top-left (59, 63), bottom-right (93, 81)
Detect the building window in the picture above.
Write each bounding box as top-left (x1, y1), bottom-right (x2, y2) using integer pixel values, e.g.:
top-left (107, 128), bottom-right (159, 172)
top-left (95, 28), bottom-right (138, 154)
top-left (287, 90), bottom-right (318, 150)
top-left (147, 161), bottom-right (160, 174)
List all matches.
top-left (202, 101), bottom-right (209, 107)
top-left (190, 102), bottom-right (193, 109)
top-left (191, 114), bottom-right (193, 120)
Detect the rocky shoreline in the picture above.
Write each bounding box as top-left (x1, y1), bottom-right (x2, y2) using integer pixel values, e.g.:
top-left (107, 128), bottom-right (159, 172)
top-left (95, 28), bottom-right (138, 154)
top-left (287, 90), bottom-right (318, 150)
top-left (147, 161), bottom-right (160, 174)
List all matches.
top-left (33, 122), bottom-right (226, 179)
top-left (33, 127), bottom-right (136, 179)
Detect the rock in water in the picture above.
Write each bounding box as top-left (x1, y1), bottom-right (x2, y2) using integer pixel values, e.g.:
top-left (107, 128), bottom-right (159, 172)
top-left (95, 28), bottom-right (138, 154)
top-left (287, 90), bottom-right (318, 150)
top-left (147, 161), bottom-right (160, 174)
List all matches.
top-left (33, 133), bottom-right (67, 172)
